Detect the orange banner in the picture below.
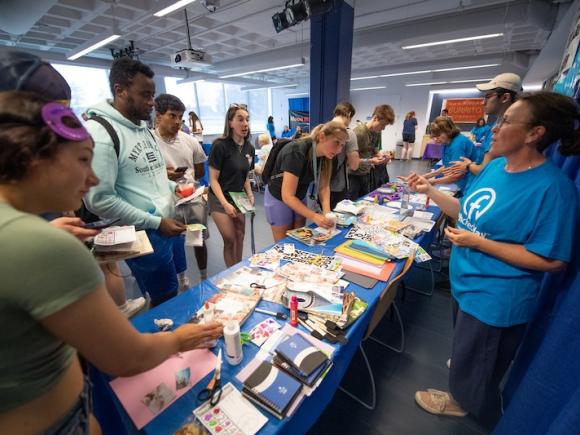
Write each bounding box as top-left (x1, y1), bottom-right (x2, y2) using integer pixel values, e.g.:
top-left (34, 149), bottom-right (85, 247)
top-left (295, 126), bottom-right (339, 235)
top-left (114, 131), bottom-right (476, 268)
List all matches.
top-left (444, 98), bottom-right (485, 123)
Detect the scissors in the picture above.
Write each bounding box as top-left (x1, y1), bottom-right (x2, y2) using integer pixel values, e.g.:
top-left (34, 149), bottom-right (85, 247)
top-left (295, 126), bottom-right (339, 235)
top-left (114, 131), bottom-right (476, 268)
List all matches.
top-left (250, 282), bottom-right (266, 289)
top-left (197, 349), bottom-right (223, 406)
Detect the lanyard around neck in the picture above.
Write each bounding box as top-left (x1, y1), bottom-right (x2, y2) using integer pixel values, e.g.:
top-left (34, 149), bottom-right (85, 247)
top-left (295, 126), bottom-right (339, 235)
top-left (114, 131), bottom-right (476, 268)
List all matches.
top-left (311, 142), bottom-right (320, 202)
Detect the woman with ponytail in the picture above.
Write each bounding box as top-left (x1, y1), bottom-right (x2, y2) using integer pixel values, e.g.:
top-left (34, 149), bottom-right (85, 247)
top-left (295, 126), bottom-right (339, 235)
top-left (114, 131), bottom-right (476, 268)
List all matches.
top-left (408, 91), bottom-right (579, 429)
top-left (264, 121), bottom-right (348, 241)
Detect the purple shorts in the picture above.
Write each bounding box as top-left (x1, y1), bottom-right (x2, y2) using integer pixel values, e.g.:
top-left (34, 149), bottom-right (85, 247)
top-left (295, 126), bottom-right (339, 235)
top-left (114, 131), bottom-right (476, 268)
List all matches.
top-left (264, 186), bottom-right (306, 226)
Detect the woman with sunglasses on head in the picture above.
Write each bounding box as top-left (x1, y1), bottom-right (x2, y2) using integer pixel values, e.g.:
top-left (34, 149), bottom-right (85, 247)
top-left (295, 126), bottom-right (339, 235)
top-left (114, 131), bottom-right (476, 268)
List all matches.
top-left (264, 121), bottom-right (348, 241)
top-left (409, 91), bottom-right (579, 429)
top-left (0, 92), bottom-right (223, 435)
top-left (208, 104), bottom-right (256, 267)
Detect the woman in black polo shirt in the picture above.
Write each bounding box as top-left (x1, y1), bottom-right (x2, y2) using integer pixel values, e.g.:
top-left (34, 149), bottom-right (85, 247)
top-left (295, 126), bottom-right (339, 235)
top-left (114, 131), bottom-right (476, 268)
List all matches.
top-left (208, 104), bottom-right (255, 267)
top-left (265, 121), bottom-right (348, 241)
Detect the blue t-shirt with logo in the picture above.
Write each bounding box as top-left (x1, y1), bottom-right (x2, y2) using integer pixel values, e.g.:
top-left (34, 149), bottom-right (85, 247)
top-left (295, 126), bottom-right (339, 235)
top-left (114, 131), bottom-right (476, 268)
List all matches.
top-left (451, 157), bottom-right (577, 327)
top-left (477, 122), bottom-right (495, 163)
top-left (442, 134), bottom-right (475, 191)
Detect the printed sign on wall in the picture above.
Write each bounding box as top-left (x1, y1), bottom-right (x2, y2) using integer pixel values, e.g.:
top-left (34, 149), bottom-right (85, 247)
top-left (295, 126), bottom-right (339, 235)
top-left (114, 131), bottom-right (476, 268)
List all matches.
top-left (444, 98), bottom-right (485, 123)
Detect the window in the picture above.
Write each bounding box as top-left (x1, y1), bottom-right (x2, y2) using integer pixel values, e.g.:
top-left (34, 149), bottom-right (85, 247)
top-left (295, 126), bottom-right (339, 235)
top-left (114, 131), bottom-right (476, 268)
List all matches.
top-left (247, 88), bottom-right (268, 132)
top-left (224, 83), bottom-right (247, 108)
top-left (51, 63), bottom-right (110, 117)
top-left (164, 77), bottom-right (199, 118)
top-left (195, 81), bottom-right (226, 135)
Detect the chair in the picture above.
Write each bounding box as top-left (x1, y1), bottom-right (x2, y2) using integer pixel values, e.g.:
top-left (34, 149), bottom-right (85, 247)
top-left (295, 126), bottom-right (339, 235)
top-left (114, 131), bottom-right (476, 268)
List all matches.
top-left (402, 212), bottom-right (449, 297)
top-left (338, 254), bottom-right (415, 410)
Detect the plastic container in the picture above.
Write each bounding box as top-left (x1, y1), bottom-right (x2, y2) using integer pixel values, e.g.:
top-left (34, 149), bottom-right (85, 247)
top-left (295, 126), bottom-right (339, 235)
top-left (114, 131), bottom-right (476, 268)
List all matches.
top-left (223, 321), bottom-right (243, 365)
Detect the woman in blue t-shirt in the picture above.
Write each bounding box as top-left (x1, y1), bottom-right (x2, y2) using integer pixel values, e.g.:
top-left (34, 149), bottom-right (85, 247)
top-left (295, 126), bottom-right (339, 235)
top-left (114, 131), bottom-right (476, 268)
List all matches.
top-left (470, 117), bottom-right (491, 143)
top-left (420, 116), bottom-right (475, 191)
top-left (408, 91), bottom-right (579, 428)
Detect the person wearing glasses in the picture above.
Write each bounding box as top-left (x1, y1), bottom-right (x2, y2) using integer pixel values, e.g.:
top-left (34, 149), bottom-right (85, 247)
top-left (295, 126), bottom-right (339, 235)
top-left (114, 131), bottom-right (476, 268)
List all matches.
top-left (208, 104), bottom-right (255, 267)
top-left (409, 91), bottom-right (579, 429)
top-left (264, 121), bottom-right (348, 241)
top-left (445, 73), bottom-right (522, 178)
top-left (0, 91), bottom-right (223, 435)
top-left (349, 104), bottom-right (395, 199)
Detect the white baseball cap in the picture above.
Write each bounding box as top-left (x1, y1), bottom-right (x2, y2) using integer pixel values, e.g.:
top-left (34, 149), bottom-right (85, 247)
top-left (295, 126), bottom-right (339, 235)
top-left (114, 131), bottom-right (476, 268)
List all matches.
top-left (476, 73), bottom-right (522, 93)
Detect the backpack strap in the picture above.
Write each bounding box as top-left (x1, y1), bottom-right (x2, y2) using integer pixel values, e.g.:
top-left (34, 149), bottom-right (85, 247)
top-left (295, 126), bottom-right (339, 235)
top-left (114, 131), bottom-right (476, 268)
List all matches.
top-left (88, 114), bottom-right (120, 158)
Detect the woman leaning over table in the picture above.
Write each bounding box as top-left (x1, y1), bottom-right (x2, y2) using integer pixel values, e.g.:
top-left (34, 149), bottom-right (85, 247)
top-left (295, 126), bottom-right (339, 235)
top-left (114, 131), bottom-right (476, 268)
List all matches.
top-left (264, 120), bottom-right (348, 242)
top-left (208, 104), bottom-right (256, 267)
top-left (408, 91), bottom-right (579, 429)
top-left (0, 92), bottom-right (223, 435)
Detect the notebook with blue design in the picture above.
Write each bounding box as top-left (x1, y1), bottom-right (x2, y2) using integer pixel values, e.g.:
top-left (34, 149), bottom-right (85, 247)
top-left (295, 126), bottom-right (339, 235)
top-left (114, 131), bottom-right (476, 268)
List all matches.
top-left (275, 333), bottom-right (329, 377)
top-left (242, 361), bottom-right (302, 419)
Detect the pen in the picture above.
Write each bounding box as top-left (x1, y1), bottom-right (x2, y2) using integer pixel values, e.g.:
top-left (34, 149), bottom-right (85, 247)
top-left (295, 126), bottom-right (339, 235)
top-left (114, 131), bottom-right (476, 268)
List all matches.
top-left (254, 307), bottom-right (288, 320)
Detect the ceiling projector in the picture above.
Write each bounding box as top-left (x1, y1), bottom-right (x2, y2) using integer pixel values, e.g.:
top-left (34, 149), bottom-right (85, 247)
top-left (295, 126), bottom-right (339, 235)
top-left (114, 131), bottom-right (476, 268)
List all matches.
top-left (171, 48), bottom-right (212, 68)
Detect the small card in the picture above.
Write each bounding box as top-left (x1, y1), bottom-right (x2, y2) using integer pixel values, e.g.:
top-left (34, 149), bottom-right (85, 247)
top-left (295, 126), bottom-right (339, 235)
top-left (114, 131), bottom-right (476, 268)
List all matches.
top-left (413, 210), bottom-right (433, 220)
top-left (249, 318), bottom-right (282, 346)
top-left (175, 368), bottom-right (191, 390)
top-left (141, 383), bottom-right (176, 415)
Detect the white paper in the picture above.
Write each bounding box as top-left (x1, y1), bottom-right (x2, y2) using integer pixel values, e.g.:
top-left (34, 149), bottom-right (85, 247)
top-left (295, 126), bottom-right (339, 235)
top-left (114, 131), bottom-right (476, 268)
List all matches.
top-left (218, 384), bottom-right (268, 435)
top-left (413, 210), bottom-right (434, 220)
top-left (94, 225), bottom-right (136, 246)
top-left (175, 185), bottom-right (205, 206)
top-left (403, 216), bottom-right (436, 231)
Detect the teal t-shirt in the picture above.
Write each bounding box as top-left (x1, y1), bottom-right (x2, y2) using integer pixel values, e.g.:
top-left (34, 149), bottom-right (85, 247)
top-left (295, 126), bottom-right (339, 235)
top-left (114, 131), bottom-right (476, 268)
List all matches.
top-left (0, 203), bottom-right (103, 411)
top-left (451, 158), bottom-right (577, 327)
top-left (442, 134), bottom-right (475, 190)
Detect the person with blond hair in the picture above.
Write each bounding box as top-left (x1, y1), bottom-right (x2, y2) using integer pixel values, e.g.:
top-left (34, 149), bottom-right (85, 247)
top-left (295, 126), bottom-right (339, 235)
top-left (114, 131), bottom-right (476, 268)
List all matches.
top-left (402, 111), bottom-right (418, 160)
top-left (264, 121), bottom-right (348, 241)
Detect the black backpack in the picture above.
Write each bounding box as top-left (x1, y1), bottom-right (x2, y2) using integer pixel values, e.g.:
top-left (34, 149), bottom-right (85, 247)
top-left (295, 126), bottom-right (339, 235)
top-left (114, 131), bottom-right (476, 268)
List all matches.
top-left (260, 138), bottom-right (294, 185)
top-left (75, 115), bottom-right (120, 223)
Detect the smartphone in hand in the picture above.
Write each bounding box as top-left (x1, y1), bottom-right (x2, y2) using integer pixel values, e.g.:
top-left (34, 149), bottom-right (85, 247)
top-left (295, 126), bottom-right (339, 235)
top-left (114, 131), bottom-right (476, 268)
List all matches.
top-left (83, 218), bottom-right (121, 230)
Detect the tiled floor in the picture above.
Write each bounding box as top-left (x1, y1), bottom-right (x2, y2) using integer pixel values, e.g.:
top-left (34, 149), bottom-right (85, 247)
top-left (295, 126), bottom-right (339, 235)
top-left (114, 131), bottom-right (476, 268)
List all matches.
top-left (124, 159), bottom-right (489, 433)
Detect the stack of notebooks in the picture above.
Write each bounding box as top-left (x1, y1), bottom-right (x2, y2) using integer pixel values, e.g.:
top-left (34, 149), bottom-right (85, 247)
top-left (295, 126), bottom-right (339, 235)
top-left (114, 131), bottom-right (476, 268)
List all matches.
top-left (242, 333), bottom-right (331, 419)
top-left (334, 239), bottom-right (396, 281)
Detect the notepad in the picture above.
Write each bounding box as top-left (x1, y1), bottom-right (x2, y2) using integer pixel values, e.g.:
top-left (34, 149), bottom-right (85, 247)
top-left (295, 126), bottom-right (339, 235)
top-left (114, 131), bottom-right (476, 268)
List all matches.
top-left (242, 361), bottom-right (302, 419)
top-left (275, 333), bottom-right (329, 377)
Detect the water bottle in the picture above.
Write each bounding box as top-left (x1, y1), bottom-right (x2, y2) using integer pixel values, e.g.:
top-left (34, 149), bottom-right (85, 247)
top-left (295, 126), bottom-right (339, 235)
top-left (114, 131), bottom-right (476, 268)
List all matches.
top-left (400, 185), bottom-right (410, 218)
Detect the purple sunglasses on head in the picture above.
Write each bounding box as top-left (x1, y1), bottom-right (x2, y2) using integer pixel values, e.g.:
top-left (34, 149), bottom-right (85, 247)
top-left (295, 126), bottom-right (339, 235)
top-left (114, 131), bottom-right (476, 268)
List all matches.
top-left (41, 102), bottom-right (90, 142)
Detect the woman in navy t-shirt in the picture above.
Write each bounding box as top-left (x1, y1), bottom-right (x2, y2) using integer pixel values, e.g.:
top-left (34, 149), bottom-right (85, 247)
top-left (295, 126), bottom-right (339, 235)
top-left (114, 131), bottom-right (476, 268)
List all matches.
top-left (402, 111), bottom-right (418, 160)
top-left (408, 91), bottom-right (579, 428)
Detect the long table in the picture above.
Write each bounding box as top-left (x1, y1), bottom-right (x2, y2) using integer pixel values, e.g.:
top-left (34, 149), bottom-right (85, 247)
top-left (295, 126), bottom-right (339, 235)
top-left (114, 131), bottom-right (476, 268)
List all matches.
top-left (91, 202), bottom-right (441, 435)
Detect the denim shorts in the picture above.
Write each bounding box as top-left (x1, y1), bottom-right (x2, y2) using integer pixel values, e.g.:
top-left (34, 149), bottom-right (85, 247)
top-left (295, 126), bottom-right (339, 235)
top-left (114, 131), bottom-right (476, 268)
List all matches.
top-left (43, 378), bottom-right (92, 435)
top-left (125, 230), bottom-right (187, 306)
top-left (264, 185), bottom-right (306, 226)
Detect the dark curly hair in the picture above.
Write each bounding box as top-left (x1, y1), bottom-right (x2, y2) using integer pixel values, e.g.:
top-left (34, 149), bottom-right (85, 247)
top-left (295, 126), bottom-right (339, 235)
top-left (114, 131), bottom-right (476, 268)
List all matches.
top-left (0, 91), bottom-right (82, 183)
top-left (517, 91), bottom-right (580, 156)
top-left (108, 57), bottom-right (154, 96)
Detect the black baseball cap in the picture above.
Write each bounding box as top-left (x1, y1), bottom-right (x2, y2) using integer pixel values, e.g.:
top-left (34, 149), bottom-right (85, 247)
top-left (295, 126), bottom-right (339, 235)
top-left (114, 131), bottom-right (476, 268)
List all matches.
top-left (0, 50), bottom-right (71, 102)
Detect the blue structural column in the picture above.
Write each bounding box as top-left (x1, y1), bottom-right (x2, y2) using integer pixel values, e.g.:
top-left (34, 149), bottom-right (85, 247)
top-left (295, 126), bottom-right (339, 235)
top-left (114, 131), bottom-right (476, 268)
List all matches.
top-left (309, 0), bottom-right (354, 127)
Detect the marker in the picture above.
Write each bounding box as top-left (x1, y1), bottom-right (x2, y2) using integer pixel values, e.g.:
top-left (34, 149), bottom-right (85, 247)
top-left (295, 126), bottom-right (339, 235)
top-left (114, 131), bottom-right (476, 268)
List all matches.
top-left (254, 307), bottom-right (288, 321)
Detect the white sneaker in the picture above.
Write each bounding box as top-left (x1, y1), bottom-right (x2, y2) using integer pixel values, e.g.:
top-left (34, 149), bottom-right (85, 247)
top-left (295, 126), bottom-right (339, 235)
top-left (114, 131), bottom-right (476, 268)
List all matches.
top-left (119, 297), bottom-right (146, 318)
top-left (447, 358), bottom-right (451, 369)
top-left (178, 276), bottom-right (191, 293)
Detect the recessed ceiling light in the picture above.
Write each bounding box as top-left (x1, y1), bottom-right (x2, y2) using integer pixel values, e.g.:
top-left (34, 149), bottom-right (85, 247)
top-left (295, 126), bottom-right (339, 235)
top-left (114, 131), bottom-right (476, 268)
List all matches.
top-left (405, 81), bottom-right (448, 87)
top-left (351, 86), bottom-right (387, 91)
top-left (351, 75), bottom-right (379, 81)
top-left (433, 64), bottom-right (499, 72)
top-left (220, 61), bottom-right (305, 78)
top-left (154, 0), bottom-right (197, 17)
top-left (402, 33), bottom-right (503, 50)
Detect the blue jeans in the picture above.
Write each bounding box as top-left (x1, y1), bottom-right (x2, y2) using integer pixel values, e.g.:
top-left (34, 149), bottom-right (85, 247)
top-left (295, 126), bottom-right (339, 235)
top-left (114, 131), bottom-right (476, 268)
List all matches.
top-left (126, 230), bottom-right (187, 306)
top-left (43, 377), bottom-right (92, 435)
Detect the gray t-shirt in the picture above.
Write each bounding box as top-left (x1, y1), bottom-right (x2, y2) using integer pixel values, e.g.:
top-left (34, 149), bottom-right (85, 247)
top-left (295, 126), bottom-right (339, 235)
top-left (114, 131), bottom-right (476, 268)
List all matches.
top-left (330, 129), bottom-right (358, 192)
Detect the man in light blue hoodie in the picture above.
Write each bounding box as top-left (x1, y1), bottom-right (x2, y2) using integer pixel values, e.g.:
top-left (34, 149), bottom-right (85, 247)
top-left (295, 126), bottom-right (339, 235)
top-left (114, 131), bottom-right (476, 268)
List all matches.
top-left (84, 58), bottom-right (187, 306)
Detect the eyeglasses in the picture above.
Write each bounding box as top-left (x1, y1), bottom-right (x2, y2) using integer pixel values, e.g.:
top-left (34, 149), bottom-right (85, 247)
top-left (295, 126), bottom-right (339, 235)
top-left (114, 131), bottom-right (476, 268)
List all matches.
top-left (229, 103), bottom-right (248, 110)
top-left (495, 116), bottom-right (533, 130)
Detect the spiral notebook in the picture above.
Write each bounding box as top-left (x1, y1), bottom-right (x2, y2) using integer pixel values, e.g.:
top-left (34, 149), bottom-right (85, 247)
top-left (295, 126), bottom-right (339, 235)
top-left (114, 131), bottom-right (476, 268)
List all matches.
top-left (242, 361), bottom-right (302, 419)
top-left (274, 333), bottom-right (329, 377)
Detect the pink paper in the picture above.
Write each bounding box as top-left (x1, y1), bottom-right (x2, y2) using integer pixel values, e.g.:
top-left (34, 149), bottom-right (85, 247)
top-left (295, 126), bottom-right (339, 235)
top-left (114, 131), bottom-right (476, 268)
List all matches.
top-left (110, 349), bottom-right (216, 429)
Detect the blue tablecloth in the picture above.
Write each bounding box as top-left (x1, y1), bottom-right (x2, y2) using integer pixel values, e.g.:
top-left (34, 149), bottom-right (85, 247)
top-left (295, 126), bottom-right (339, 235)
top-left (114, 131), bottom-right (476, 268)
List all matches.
top-left (91, 203), bottom-right (441, 435)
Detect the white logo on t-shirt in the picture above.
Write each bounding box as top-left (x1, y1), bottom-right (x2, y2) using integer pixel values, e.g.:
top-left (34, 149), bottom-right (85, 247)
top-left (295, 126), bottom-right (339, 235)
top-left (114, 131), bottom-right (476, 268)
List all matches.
top-left (463, 188), bottom-right (496, 221)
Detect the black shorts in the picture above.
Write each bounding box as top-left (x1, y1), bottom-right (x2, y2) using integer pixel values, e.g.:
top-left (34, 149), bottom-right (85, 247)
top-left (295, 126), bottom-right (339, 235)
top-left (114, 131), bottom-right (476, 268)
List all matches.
top-left (402, 133), bottom-right (415, 143)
